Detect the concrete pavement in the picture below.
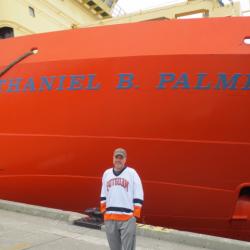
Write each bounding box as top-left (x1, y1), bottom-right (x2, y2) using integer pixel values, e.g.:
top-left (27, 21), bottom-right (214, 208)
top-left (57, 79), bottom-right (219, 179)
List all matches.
top-left (0, 200), bottom-right (250, 250)
top-left (0, 209), bottom-right (209, 250)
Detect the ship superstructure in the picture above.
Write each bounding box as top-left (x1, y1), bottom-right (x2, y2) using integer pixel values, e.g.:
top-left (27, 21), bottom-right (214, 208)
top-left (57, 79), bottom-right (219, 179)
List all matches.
top-left (0, 0), bottom-right (246, 38)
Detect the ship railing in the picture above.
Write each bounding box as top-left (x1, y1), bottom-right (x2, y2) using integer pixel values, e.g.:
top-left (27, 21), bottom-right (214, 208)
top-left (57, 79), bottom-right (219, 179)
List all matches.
top-left (111, 0), bottom-right (185, 17)
top-left (242, 9), bottom-right (250, 16)
top-left (111, 3), bottom-right (126, 17)
top-left (112, 0), bottom-right (245, 17)
top-left (139, 0), bottom-right (185, 12)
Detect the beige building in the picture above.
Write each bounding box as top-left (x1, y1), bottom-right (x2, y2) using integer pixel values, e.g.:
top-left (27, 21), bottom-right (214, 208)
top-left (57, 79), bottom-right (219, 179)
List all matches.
top-left (0, 0), bottom-right (243, 39)
top-left (0, 0), bottom-right (119, 38)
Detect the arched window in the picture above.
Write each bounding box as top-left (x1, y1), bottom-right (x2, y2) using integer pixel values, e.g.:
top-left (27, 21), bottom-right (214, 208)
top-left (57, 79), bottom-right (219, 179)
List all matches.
top-left (0, 27), bottom-right (14, 39)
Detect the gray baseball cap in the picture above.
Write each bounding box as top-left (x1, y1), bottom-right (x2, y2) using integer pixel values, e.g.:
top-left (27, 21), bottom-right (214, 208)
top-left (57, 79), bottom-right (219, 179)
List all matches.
top-left (113, 148), bottom-right (127, 158)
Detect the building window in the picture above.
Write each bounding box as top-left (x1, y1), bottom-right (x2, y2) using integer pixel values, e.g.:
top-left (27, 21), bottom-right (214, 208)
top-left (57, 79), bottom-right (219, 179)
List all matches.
top-left (87, 1), bottom-right (95, 6)
top-left (29, 6), bottom-right (35, 17)
top-left (107, 0), bottom-right (113, 7)
top-left (0, 27), bottom-right (14, 39)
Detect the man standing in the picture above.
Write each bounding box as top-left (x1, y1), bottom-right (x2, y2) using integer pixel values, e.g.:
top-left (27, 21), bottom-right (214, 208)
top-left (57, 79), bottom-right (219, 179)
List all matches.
top-left (100, 148), bottom-right (144, 250)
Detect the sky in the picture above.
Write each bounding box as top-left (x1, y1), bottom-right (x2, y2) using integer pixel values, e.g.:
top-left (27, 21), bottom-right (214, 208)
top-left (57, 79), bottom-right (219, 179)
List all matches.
top-left (117, 0), bottom-right (250, 14)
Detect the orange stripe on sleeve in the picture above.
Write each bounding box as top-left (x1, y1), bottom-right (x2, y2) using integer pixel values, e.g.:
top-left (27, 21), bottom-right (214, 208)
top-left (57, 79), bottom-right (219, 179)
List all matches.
top-left (100, 202), bottom-right (106, 213)
top-left (133, 205), bottom-right (142, 218)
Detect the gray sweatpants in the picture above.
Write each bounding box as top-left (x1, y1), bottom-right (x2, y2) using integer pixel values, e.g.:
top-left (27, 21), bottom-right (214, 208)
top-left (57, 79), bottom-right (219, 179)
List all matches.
top-left (104, 217), bottom-right (137, 250)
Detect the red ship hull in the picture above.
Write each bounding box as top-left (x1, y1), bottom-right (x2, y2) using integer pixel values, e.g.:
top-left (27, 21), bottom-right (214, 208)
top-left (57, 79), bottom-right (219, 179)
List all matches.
top-left (0, 17), bottom-right (250, 241)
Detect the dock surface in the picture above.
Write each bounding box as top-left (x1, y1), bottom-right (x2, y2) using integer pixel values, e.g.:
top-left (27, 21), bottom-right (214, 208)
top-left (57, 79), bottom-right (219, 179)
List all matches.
top-left (0, 200), bottom-right (250, 250)
top-left (0, 209), bottom-right (205, 250)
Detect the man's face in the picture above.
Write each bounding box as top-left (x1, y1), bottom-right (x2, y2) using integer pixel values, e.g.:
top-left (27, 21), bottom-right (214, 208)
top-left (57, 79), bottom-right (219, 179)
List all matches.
top-left (113, 155), bottom-right (126, 171)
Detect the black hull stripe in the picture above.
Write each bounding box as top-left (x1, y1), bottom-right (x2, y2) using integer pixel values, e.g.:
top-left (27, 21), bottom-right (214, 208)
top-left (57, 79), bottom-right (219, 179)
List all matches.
top-left (100, 197), bottom-right (106, 201)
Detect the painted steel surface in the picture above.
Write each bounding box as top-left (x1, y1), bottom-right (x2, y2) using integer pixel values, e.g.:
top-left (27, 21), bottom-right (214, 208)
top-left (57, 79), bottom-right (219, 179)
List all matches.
top-left (0, 17), bottom-right (250, 241)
